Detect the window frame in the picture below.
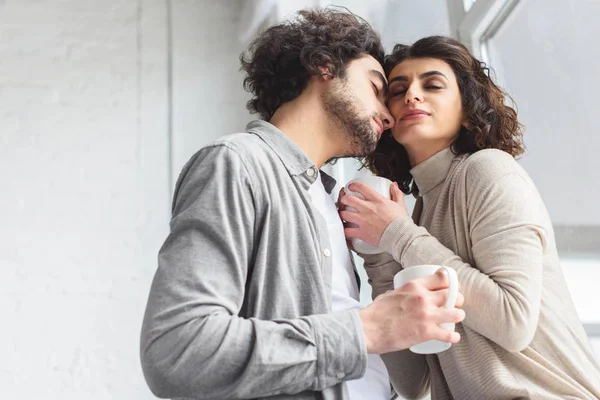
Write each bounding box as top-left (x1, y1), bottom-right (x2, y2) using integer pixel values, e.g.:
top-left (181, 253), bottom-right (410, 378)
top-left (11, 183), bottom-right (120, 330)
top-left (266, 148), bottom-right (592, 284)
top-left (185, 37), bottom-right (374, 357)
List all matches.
top-left (447, 0), bottom-right (520, 62)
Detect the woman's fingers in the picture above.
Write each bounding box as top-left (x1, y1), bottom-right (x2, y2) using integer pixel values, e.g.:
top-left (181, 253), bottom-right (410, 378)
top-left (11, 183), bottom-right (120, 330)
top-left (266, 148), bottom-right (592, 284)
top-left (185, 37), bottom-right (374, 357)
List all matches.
top-left (390, 182), bottom-right (404, 203)
top-left (343, 226), bottom-right (362, 239)
top-left (339, 210), bottom-right (362, 225)
top-left (339, 191), bottom-right (368, 211)
top-left (336, 187), bottom-right (346, 210)
top-left (347, 182), bottom-right (381, 201)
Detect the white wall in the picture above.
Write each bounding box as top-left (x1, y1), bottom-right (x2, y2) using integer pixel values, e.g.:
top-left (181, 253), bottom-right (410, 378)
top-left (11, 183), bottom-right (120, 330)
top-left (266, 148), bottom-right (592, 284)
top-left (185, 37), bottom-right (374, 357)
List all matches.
top-left (0, 0), bottom-right (261, 397)
top-left (0, 0), bottom-right (169, 398)
top-left (326, 0), bottom-right (451, 51)
top-left (170, 0), bottom-right (252, 184)
top-left (380, 0), bottom-right (451, 50)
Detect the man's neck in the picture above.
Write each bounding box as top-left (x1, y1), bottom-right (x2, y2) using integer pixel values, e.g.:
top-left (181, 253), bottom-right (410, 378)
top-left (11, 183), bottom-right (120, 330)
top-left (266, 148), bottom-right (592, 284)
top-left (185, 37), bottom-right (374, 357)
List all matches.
top-left (270, 94), bottom-right (342, 169)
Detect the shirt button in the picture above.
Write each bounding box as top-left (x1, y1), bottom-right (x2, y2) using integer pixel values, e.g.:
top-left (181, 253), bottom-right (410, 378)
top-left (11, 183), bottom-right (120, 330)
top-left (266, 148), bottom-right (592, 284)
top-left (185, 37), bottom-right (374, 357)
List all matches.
top-left (306, 167), bottom-right (316, 177)
top-left (336, 372), bottom-right (345, 379)
top-left (323, 248), bottom-right (331, 257)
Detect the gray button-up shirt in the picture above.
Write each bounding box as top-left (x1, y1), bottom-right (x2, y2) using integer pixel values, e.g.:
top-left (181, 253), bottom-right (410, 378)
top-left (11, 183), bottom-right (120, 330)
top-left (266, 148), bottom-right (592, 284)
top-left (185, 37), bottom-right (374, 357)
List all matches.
top-left (140, 120), bottom-right (368, 399)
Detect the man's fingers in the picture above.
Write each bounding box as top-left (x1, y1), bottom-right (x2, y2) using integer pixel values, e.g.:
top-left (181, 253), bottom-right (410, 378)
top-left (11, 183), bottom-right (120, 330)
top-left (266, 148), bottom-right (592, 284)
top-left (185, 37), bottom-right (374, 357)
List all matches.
top-left (429, 326), bottom-right (462, 344)
top-left (433, 307), bottom-right (466, 325)
top-left (455, 291), bottom-right (465, 308)
top-left (430, 289), bottom-right (451, 307)
top-left (429, 288), bottom-right (465, 308)
top-left (419, 269), bottom-right (452, 291)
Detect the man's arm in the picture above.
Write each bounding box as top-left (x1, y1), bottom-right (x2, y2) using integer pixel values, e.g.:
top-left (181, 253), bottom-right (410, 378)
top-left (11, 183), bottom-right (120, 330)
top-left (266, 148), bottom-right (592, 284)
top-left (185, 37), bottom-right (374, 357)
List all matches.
top-left (140, 144), bottom-right (367, 399)
top-left (361, 252), bottom-right (431, 399)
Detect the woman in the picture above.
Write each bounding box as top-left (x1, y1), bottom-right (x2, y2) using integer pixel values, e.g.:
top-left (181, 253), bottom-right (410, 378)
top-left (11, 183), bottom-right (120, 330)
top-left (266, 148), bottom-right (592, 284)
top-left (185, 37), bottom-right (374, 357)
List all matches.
top-left (339, 36), bottom-right (600, 399)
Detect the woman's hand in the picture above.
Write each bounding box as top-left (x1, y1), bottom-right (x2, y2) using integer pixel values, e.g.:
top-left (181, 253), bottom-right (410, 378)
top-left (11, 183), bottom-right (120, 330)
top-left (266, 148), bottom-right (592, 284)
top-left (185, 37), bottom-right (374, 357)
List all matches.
top-left (338, 181), bottom-right (409, 248)
top-left (336, 188), bottom-right (355, 251)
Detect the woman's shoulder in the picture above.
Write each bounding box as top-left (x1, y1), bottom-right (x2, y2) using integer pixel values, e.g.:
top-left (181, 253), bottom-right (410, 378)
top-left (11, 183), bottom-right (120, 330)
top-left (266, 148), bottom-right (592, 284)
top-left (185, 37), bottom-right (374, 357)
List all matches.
top-left (457, 148), bottom-right (525, 185)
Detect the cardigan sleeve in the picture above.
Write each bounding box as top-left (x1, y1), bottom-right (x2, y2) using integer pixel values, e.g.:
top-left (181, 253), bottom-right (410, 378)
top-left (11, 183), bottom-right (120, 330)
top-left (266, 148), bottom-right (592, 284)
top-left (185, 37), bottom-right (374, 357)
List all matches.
top-left (377, 151), bottom-right (548, 353)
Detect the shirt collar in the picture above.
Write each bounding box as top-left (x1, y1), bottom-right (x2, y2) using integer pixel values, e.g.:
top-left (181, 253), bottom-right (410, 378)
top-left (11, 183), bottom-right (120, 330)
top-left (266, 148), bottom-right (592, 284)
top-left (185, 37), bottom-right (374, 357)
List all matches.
top-left (246, 120), bottom-right (337, 194)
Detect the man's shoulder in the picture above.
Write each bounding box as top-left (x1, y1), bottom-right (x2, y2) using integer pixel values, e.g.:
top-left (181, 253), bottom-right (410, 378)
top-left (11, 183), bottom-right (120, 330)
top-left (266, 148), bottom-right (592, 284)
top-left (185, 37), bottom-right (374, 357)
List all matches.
top-left (172, 132), bottom-right (271, 210)
top-left (175, 131), bottom-right (283, 194)
top-left (196, 131), bottom-right (276, 167)
top-left (213, 131), bottom-right (264, 148)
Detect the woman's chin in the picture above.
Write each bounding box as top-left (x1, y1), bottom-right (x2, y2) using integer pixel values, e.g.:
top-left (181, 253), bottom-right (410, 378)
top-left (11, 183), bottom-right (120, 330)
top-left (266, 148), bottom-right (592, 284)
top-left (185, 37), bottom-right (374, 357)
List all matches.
top-left (391, 129), bottom-right (421, 147)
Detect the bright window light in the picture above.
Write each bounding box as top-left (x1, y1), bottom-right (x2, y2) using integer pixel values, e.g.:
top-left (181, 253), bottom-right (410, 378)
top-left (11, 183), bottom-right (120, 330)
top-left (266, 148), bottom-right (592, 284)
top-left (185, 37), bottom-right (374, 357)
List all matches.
top-left (463, 0), bottom-right (477, 12)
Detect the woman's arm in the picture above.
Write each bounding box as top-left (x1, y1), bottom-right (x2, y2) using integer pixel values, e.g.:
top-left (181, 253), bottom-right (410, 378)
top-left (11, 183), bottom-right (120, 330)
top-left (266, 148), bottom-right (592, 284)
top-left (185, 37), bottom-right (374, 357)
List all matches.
top-left (343, 152), bottom-right (548, 353)
top-left (379, 165), bottom-right (548, 353)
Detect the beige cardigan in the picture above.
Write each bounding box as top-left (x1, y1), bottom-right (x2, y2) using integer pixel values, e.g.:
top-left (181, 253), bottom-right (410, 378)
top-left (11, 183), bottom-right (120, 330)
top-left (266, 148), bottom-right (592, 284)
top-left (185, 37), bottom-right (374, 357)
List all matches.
top-left (362, 148), bottom-right (600, 399)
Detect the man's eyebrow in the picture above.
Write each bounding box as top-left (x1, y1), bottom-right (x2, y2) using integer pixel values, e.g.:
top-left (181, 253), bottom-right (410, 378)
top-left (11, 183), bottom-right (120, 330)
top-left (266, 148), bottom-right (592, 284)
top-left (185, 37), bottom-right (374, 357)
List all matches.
top-left (370, 69), bottom-right (388, 97)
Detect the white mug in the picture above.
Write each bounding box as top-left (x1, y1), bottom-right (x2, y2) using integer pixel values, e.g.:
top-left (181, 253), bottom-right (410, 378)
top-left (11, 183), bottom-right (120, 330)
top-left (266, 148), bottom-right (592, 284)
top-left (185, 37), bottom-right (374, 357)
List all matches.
top-left (393, 265), bottom-right (459, 354)
top-left (344, 176), bottom-right (393, 254)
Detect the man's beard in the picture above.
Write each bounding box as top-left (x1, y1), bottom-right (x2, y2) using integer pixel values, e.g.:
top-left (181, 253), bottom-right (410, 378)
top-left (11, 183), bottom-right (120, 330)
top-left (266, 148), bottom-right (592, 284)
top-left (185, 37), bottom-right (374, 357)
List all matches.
top-left (322, 80), bottom-right (379, 158)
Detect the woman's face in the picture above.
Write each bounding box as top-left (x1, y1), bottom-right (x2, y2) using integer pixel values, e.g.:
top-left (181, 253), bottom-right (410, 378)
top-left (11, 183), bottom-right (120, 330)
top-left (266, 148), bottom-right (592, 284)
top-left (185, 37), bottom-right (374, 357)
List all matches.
top-left (387, 57), bottom-right (464, 164)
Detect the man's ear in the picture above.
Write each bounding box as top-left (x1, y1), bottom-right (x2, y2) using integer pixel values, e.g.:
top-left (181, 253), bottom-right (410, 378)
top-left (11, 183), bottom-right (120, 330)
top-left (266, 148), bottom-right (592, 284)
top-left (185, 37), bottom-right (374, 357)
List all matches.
top-left (318, 66), bottom-right (333, 80)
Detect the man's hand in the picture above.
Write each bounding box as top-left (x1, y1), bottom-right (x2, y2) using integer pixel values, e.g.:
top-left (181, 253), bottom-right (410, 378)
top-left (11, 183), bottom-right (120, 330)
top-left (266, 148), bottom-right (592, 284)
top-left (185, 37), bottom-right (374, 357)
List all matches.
top-left (358, 269), bottom-right (465, 354)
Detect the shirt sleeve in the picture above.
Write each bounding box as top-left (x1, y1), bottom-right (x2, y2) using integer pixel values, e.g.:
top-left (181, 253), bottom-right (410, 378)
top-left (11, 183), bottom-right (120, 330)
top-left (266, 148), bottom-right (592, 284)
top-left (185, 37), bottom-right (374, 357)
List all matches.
top-left (140, 144), bottom-right (367, 399)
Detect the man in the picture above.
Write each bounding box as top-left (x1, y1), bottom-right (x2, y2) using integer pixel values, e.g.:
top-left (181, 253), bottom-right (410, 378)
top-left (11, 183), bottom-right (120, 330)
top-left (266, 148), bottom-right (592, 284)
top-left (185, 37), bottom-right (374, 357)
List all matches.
top-left (140, 8), bottom-right (465, 400)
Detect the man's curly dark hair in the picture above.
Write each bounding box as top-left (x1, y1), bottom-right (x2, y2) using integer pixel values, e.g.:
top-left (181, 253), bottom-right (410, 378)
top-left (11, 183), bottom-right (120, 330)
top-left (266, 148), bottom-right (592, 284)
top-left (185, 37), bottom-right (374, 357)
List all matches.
top-left (240, 7), bottom-right (385, 121)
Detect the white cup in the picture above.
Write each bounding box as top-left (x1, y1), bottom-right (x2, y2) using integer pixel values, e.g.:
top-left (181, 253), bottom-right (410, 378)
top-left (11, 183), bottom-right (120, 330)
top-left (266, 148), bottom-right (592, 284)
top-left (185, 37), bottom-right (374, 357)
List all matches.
top-left (393, 265), bottom-right (459, 354)
top-left (344, 176), bottom-right (393, 254)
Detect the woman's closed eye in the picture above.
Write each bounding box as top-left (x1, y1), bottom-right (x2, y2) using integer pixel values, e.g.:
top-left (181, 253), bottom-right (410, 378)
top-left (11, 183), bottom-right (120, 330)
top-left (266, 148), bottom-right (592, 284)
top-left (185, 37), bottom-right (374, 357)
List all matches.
top-left (424, 79), bottom-right (445, 90)
top-left (389, 83), bottom-right (444, 97)
top-left (389, 88), bottom-right (407, 97)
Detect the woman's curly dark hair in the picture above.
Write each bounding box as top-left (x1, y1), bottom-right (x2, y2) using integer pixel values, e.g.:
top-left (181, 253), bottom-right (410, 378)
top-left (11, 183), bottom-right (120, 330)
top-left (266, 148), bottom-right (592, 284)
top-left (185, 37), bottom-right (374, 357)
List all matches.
top-left (363, 36), bottom-right (525, 195)
top-left (240, 7), bottom-right (385, 121)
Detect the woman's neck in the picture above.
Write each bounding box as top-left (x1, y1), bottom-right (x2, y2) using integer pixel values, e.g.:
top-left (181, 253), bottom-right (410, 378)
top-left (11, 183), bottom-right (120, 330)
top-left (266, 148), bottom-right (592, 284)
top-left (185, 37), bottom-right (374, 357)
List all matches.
top-left (406, 140), bottom-right (454, 167)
